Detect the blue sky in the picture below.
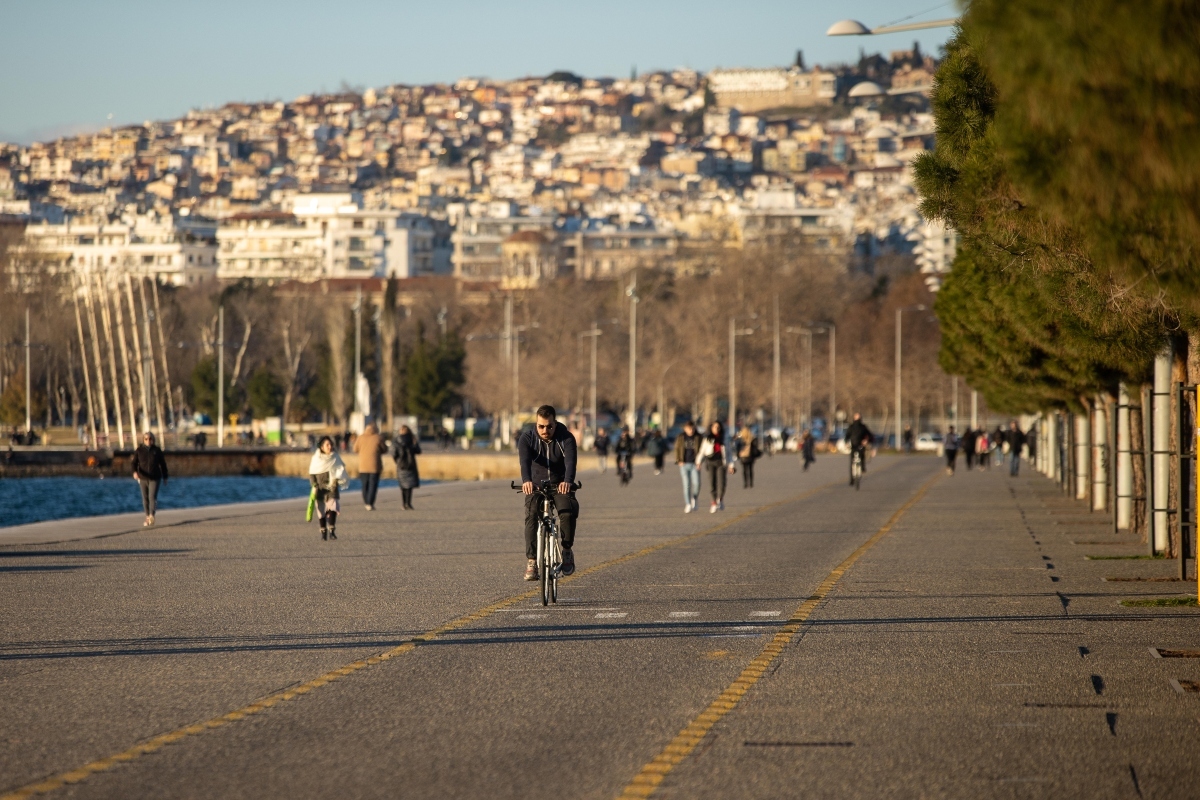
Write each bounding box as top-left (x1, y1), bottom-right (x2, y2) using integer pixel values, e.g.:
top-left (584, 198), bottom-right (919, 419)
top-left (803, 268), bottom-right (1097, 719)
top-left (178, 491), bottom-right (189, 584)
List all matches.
top-left (0, 0), bottom-right (957, 144)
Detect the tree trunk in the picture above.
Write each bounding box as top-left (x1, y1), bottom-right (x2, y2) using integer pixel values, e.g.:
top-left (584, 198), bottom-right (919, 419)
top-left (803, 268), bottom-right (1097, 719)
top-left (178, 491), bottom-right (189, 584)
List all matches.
top-left (325, 302), bottom-right (349, 425)
top-left (1130, 394), bottom-right (1147, 543)
top-left (380, 283), bottom-right (398, 432)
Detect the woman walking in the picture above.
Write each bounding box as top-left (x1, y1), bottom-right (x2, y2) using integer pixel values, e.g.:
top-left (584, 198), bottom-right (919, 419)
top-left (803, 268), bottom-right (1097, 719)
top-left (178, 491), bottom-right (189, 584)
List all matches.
top-left (131, 432), bottom-right (168, 527)
top-left (309, 436), bottom-right (348, 540)
top-left (392, 424), bottom-right (422, 510)
top-left (697, 421), bottom-right (734, 513)
top-left (354, 422), bottom-right (386, 510)
top-left (737, 426), bottom-right (761, 488)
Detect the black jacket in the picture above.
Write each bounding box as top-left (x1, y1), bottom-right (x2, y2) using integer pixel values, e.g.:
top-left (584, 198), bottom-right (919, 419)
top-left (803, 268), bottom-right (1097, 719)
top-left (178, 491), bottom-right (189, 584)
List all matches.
top-left (845, 420), bottom-right (872, 449)
top-left (132, 444), bottom-right (168, 481)
top-left (518, 423), bottom-right (578, 485)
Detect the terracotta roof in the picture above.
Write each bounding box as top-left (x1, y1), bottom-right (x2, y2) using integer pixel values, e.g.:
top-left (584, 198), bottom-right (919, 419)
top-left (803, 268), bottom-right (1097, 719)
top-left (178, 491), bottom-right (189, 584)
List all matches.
top-left (503, 230), bottom-right (549, 244)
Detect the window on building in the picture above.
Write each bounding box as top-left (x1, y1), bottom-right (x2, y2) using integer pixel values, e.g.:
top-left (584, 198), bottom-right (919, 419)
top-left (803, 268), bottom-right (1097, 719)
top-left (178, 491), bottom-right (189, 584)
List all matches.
top-left (352, 220), bottom-right (364, 229)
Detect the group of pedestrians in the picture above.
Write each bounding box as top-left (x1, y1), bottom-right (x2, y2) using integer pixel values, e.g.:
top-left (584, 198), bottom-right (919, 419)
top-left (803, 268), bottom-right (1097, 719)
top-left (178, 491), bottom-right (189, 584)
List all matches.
top-left (304, 422), bottom-right (424, 541)
top-left (942, 421), bottom-right (1027, 476)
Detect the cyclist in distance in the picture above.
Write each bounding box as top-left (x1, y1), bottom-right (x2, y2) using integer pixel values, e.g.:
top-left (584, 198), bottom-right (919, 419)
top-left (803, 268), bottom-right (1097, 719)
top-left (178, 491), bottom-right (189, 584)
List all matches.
top-left (845, 412), bottom-right (873, 486)
top-left (518, 405), bottom-right (579, 581)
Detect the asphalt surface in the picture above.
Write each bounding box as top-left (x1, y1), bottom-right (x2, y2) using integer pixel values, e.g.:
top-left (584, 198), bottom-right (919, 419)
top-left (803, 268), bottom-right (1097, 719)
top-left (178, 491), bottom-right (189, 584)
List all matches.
top-left (2, 452), bottom-right (1198, 799)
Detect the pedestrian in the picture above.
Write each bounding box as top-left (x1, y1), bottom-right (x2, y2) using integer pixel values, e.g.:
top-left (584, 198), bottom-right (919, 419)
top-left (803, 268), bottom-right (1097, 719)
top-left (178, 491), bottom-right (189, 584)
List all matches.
top-left (697, 421), bottom-right (734, 513)
top-left (647, 428), bottom-right (667, 474)
top-left (944, 425), bottom-right (960, 475)
top-left (594, 427), bottom-right (609, 473)
top-left (977, 430), bottom-right (990, 470)
top-left (738, 426), bottom-right (761, 488)
top-left (962, 427), bottom-right (977, 470)
top-left (801, 430), bottom-right (816, 471)
top-left (615, 427), bottom-right (636, 485)
top-left (1007, 421), bottom-right (1026, 476)
top-left (309, 436), bottom-right (348, 540)
top-left (902, 425), bottom-right (914, 452)
top-left (131, 431), bottom-right (168, 527)
top-left (992, 425), bottom-right (1007, 466)
top-left (392, 424), bottom-right (422, 510)
top-left (354, 422), bottom-right (386, 510)
top-left (675, 420), bottom-right (704, 513)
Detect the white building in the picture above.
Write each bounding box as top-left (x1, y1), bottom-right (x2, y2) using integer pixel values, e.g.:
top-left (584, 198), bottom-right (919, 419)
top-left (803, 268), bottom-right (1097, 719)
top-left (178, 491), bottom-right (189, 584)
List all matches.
top-left (216, 193), bottom-right (444, 282)
top-left (16, 213), bottom-right (218, 286)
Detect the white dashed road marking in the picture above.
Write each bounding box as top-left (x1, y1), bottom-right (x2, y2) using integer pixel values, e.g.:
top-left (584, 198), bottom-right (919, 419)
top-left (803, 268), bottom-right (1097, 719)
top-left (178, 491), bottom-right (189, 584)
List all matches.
top-left (669, 611), bottom-right (700, 618)
top-left (595, 612), bottom-right (628, 619)
top-left (749, 610), bottom-right (781, 617)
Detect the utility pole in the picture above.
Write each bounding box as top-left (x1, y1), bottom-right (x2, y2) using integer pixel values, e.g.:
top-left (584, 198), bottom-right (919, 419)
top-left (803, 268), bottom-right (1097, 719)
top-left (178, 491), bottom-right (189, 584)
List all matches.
top-left (218, 305), bottom-right (224, 449)
top-left (728, 318), bottom-right (755, 436)
top-left (895, 305), bottom-right (926, 449)
top-left (829, 324), bottom-right (836, 433)
top-left (579, 325), bottom-right (602, 432)
top-left (971, 390), bottom-right (978, 429)
top-left (951, 376), bottom-right (958, 430)
top-left (627, 274), bottom-right (638, 430)
top-left (895, 308), bottom-right (902, 450)
top-left (24, 307), bottom-right (30, 434)
top-left (772, 296), bottom-right (781, 430)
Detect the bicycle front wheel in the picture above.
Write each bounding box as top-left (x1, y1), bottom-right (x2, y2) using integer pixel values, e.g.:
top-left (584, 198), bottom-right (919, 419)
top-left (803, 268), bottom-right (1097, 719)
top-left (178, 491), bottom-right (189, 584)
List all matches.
top-left (549, 536), bottom-right (559, 603)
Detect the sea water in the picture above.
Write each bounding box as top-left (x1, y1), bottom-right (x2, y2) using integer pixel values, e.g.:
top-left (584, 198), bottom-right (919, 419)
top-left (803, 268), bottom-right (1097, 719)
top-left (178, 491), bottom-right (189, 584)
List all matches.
top-left (1, 476), bottom-right (403, 528)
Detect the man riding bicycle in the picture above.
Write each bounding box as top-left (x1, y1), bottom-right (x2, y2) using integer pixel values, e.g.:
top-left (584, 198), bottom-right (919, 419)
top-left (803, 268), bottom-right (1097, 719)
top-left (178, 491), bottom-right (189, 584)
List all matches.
top-left (845, 412), bottom-right (873, 485)
top-left (518, 404), bottom-right (579, 581)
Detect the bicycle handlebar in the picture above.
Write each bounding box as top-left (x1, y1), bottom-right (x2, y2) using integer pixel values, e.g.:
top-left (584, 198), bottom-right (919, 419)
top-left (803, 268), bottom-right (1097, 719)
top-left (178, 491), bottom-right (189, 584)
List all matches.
top-left (510, 480), bottom-right (582, 492)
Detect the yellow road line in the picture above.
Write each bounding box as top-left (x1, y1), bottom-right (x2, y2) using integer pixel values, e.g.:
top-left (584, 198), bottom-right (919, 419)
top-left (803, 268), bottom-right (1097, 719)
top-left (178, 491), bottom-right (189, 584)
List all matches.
top-left (1, 473), bottom-right (864, 800)
top-left (617, 471), bottom-right (940, 799)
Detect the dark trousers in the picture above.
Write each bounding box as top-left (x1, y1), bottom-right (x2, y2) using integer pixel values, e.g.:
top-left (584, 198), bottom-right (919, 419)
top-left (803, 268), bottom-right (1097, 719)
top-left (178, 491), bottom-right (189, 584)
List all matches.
top-left (965, 451), bottom-right (975, 469)
top-left (1010, 453), bottom-right (1021, 476)
top-left (706, 462), bottom-right (726, 502)
top-left (654, 452), bottom-right (665, 471)
top-left (946, 449), bottom-right (958, 472)
top-left (361, 472), bottom-right (380, 506)
top-left (401, 487), bottom-right (414, 507)
top-left (524, 491), bottom-right (578, 559)
top-left (742, 459), bottom-right (755, 488)
top-left (139, 478), bottom-right (159, 515)
top-left (315, 487), bottom-right (339, 528)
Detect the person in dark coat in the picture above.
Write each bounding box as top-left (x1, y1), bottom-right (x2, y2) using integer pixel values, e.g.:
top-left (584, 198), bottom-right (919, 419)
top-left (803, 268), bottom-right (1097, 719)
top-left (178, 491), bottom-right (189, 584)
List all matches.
top-left (1007, 421), bottom-right (1026, 476)
top-left (131, 431), bottom-right (169, 527)
top-left (391, 424), bottom-right (422, 510)
top-left (962, 428), bottom-right (978, 470)
top-left (801, 430), bottom-right (816, 471)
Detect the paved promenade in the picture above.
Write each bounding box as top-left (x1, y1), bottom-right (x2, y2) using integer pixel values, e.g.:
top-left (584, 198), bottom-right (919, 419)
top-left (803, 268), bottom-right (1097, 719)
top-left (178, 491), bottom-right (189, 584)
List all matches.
top-left (1, 453), bottom-right (1196, 798)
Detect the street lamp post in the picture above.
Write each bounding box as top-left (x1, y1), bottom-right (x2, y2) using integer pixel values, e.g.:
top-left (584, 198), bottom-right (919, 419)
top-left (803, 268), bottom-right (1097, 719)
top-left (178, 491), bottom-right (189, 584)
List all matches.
top-left (895, 304), bottom-right (927, 450)
top-left (579, 325), bottom-right (602, 433)
top-left (728, 317), bottom-right (755, 436)
top-left (627, 275), bottom-right (638, 430)
top-left (217, 305), bottom-right (224, 449)
top-left (24, 307), bottom-right (31, 434)
top-left (827, 18), bottom-right (958, 36)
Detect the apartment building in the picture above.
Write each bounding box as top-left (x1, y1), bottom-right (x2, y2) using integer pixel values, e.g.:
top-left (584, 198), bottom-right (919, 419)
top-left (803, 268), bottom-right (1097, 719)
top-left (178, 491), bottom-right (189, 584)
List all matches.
top-left (451, 212), bottom-right (557, 282)
top-left (707, 67), bottom-right (837, 113)
top-left (16, 213), bottom-right (218, 285)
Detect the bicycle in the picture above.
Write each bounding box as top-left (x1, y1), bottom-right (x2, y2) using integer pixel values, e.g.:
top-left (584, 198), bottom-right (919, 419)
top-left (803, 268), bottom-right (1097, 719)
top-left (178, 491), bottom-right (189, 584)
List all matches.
top-left (850, 448), bottom-right (865, 490)
top-left (513, 479), bottom-right (582, 606)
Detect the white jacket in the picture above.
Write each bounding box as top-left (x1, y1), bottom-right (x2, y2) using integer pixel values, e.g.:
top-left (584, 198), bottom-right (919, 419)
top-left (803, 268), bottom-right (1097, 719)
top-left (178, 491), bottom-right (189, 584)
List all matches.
top-left (695, 436), bottom-right (735, 468)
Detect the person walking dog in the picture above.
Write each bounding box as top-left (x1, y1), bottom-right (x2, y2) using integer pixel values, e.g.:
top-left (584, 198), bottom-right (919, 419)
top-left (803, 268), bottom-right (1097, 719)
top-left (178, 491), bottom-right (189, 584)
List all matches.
top-left (392, 424), bottom-right (422, 510)
top-left (131, 432), bottom-right (168, 527)
top-left (309, 436), bottom-right (348, 540)
top-left (354, 422), bottom-right (386, 510)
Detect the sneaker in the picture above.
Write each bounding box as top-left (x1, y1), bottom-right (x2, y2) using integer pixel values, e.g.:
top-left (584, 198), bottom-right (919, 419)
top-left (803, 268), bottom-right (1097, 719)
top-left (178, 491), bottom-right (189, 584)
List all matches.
top-left (685, 503), bottom-right (692, 513)
top-left (718, 500), bottom-right (724, 511)
top-left (365, 503), bottom-right (371, 510)
top-left (710, 502), bottom-right (718, 514)
top-left (143, 517), bottom-right (151, 527)
top-left (148, 515), bottom-right (155, 525)
top-left (561, 547), bottom-right (575, 576)
top-left (524, 559), bottom-right (538, 581)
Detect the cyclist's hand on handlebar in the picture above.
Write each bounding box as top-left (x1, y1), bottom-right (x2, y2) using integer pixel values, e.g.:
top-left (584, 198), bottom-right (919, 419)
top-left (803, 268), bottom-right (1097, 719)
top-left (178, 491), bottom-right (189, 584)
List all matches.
top-left (522, 481), bottom-right (534, 495)
top-left (557, 481), bottom-right (571, 495)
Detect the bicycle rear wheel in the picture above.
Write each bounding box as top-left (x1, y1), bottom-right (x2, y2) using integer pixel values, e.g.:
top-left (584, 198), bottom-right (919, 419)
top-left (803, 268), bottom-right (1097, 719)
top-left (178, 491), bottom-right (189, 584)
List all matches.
top-left (549, 535), bottom-right (559, 603)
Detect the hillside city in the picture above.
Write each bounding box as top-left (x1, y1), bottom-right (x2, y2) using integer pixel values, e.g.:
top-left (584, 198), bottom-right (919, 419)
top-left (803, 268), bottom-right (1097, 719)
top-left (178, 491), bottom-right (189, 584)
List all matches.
top-left (0, 47), bottom-right (953, 294)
